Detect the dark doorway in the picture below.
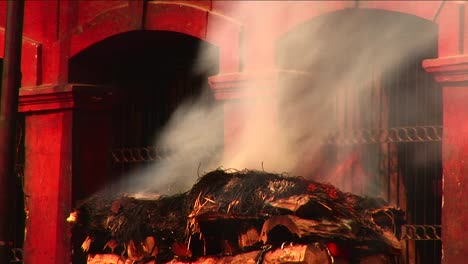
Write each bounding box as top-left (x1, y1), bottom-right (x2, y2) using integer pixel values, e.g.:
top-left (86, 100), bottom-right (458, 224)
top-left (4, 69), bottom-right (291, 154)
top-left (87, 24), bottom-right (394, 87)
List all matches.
top-left (68, 30), bottom-right (219, 263)
top-left (277, 9), bottom-right (441, 264)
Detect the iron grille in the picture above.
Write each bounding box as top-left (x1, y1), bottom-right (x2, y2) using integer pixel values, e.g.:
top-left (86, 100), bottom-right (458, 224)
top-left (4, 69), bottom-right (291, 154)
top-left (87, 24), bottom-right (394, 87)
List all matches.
top-left (402, 225), bottom-right (441, 241)
top-left (325, 125), bottom-right (442, 145)
top-left (111, 146), bottom-right (220, 164)
top-left (111, 146), bottom-right (170, 163)
top-left (322, 42), bottom-right (442, 264)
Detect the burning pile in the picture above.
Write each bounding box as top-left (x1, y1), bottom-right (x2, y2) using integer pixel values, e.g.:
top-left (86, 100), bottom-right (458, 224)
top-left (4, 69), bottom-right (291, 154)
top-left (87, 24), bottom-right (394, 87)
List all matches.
top-left (69, 169), bottom-right (404, 263)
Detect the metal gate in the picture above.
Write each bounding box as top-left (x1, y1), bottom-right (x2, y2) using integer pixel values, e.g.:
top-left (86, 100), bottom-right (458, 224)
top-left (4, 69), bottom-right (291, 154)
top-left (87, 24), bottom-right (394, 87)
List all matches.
top-left (110, 66), bottom-right (219, 190)
top-left (325, 55), bottom-right (442, 263)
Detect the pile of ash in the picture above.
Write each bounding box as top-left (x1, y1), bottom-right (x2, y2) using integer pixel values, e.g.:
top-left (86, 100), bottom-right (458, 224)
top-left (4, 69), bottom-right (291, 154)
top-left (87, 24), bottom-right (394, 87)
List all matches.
top-left (69, 169), bottom-right (404, 263)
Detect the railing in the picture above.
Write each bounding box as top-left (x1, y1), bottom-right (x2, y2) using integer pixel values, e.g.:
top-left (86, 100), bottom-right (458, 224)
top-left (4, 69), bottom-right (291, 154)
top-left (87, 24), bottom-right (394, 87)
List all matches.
top-left (111, 146), bottom-right (170, 163)
top-left (324, 126), bottom-right (442, 145)
top-left (111, 125), bottom-right (443, 164)
top-left (401, 224), bottom-right (441, 241)
top-left (111, 146), bottom-right (220, 164)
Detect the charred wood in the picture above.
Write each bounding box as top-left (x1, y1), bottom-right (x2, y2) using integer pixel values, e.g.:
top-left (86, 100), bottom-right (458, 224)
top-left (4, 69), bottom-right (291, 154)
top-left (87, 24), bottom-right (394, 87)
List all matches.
top-left (71, 169), bottom-right (404, 262)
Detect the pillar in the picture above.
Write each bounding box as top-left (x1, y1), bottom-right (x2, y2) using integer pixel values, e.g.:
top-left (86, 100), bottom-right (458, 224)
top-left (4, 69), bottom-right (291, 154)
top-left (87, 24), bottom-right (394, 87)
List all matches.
top-left (19, 84), bottom-right (115, 263)
top-left (423, 55), bottom-right (468, 263)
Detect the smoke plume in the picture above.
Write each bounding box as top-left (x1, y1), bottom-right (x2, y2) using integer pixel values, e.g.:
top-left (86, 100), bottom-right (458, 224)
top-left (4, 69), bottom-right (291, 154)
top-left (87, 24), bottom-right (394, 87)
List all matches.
top-left (123, 1), bottom-right (438, 197)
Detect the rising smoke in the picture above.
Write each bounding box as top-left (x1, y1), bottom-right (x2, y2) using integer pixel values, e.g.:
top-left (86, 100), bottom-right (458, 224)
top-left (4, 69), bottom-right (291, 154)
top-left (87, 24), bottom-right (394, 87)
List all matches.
top-left (123, 1), bottom-right (438, 197)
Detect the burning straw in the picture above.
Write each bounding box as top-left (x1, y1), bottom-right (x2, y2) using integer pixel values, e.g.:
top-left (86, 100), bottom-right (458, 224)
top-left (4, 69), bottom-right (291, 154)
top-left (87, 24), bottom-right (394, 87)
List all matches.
top-left (69, 169), bottom-right (404, 263)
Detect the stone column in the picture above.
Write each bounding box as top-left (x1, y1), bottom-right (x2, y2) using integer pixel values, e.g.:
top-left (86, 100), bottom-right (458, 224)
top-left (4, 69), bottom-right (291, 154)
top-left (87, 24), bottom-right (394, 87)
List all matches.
top-left (19, 84), bottom-right (115, 263)
top-left (423, 55), bottom-right (468, 263)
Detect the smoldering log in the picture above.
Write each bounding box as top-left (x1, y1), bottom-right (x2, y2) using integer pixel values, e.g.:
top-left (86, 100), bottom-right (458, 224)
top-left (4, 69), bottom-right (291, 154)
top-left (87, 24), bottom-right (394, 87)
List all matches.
top-left (70, 169), bottom-right (404, 263)
top-left (87, 243), bottom-right (334, 264)
top-left (70, 192), bottom-right (190, 262)
top-left (86, 243), bottom-right (393, 264)
top-left (187, 169), bottom-right (403, 254)
top-left (187, 169), bottom-right (392, 221)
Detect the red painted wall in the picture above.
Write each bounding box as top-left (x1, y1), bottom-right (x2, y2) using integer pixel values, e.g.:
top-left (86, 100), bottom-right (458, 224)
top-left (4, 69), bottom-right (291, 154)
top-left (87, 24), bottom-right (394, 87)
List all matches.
top-left (2, 0), bottom-right (461, 86)
top-left (23, 111), bottom-right (72, 264)
top-left (441, 87), bottom-right (468, 263)
top-left (8, 0), bottom-right (466, 263)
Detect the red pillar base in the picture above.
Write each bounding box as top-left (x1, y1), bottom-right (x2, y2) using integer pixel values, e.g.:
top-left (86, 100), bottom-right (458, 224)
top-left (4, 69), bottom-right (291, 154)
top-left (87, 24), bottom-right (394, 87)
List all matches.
top-left (19, 84), bottom-right (116, 263)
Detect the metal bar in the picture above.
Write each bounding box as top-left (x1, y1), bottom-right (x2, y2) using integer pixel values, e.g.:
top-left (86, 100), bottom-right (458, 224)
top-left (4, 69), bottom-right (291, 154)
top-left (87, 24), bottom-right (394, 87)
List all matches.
top-left (402, 225), bottom-right (442, 241)
top-left (459, 4), bottom-right (465, 54)
top-left (325, 125), bottom-right (443, 145)
top-left (111, 146), bottom-right (220, 164)
top-left (0, 0), bottom-right (25, 262)
top-left (432, 0), bottom-right (446, 22)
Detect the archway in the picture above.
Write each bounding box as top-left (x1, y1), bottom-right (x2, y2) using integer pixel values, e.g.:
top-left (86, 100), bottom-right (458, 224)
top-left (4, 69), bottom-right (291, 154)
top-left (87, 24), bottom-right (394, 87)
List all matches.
top-left (276, 9), bottom-right (441, 264)
top-left (68, 30), bottom-right (220, 263)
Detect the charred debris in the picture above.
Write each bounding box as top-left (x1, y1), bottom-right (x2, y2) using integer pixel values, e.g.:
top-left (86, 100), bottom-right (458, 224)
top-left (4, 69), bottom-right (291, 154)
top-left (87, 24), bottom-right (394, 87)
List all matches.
top-left (68, 169), bottom-right (404, 263)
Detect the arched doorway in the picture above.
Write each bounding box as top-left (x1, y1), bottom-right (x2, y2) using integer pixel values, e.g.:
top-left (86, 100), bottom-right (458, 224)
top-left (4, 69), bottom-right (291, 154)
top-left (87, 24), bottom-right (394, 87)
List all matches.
top-left (276, 9), bottom-right (441, 264)
top-left (68, 30), bottom-right (220, 263)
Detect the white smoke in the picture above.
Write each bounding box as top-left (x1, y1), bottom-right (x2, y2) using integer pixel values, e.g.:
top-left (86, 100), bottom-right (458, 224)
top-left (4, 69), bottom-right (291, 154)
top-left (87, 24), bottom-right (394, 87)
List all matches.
top-left (124, 1), bottom-right (438, 196)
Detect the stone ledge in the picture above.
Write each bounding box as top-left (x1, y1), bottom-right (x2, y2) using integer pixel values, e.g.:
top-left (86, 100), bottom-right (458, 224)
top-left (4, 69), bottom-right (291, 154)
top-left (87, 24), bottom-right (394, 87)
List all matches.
top-left (208, 70), bottom-right (314, 101)
top-left (18, 83), bottom-right (117, 113)
top-left (423, 55), bottom-right (468, 84)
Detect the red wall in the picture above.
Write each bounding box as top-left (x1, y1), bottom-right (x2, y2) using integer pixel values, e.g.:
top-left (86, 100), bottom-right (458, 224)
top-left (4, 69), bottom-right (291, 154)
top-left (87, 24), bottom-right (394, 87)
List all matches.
top-left (0, 0), bottom-right (462, 87)
top-left (10, 0), bottom-right (467, 263)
